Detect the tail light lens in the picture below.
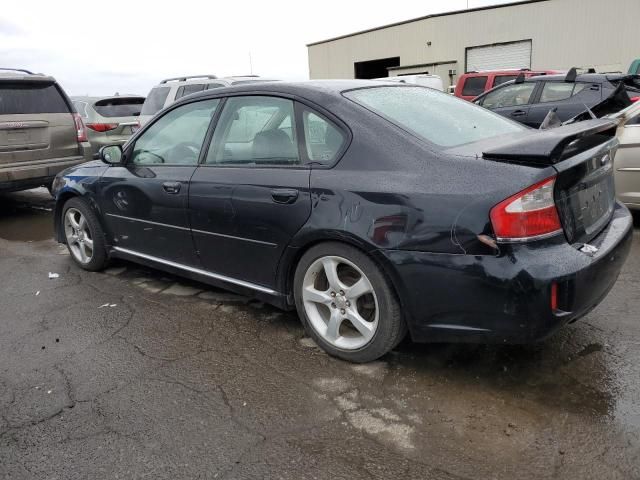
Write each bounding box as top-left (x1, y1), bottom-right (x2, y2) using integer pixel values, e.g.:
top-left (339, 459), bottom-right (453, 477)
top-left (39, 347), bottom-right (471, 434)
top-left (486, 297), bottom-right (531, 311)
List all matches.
top-left (490, 176), bottom-right (563, 242)
top-left (630, 96), bottom-right (640, 103)
top-left (86, 123), bottom-right (118, 132)
top-left (73, 113), bottom-right (88, 142)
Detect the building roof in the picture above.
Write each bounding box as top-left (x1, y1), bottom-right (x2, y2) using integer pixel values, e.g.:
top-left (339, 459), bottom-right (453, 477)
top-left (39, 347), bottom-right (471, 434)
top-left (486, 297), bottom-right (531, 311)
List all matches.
top-left (306, 0), bottom-right (551, 47)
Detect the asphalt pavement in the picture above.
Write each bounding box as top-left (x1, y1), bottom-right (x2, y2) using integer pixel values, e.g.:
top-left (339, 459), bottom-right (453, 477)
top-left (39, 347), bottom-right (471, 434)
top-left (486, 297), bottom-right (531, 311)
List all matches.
top-left (1, 188), bottom-right (639, 479)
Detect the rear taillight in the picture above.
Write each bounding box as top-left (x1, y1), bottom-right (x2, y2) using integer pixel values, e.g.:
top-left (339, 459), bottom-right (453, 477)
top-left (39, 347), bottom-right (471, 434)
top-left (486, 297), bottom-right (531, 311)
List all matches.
top-left (630, 96), bottom-right (640, 103)
top-left (490, 176), bottom-right (563, 242)
top-left (73, 113), bottom-right (88, 142)
top-left (86, 123), bottom-right (118, 132)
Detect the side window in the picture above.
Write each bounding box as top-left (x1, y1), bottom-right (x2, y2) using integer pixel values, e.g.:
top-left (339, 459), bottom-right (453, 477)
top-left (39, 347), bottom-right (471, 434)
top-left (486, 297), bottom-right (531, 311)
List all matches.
top-left (462, 76), bottom-right (488, 97)
top-left (175, 84), bottom-right (206, 100)
top-left (538, 82), bottom-right (588, 103)
top-left (206, 96), bottom-right (299, 166)
top-left (492, 75), bottom-right (518, 87)
top-left (73, 101), bottom-right (89, 118)
top-left (130, 99), bottom-right (219, 166)
top-left (302, 110), bottom-right (346, 165)
top-left (481, 83), bottom-right (536, 109)
top-left (206, 83), bottom-right (225, 90)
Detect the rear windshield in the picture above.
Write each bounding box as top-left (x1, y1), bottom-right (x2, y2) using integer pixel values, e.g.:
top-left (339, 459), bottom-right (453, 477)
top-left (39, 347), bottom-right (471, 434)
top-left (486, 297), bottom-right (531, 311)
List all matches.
top-left (0, 82), bottom-right (70, 115)
top-left (94, 97), bottom-right (144, 117)
top-left (140, 86), bottom-right (170, 115)
top-left (344, 86), bottom-right (524, 148)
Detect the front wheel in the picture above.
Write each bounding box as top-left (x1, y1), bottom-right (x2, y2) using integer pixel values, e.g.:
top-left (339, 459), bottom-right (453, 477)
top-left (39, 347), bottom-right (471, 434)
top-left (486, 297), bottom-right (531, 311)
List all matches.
top-left (293, 242), bottom-right (405, 363)
top-left (62, 197), bottom-right (109, 271)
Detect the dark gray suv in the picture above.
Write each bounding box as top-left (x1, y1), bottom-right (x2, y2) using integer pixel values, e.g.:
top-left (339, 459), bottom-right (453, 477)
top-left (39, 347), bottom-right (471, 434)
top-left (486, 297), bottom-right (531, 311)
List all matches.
top-left (0, 68), bottom-right (92, 193)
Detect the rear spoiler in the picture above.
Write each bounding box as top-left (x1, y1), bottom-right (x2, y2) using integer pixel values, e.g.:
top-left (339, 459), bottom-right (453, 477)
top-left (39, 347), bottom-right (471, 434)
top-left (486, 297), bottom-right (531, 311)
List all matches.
top-left (483, 119), bottom-right (617, 165)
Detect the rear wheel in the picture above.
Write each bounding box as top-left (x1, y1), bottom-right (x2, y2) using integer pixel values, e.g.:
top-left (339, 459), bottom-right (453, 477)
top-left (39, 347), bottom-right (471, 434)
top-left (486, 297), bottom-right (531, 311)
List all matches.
top-left (294, 242), bottom-right (405, 363)
top-left (62, 197), bottom-right (109, 271)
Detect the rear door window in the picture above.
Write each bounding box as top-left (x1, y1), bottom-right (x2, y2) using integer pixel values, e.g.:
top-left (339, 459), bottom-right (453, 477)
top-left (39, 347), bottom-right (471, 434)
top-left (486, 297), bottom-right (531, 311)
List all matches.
top-left (461, 76), bottom-right (488, 97)
top-left (480, 83), bottom-right (536, 109)
top-left (140, 86), bottom-right (171, 115)
top-left (492, 75), bottom-right (518, 87)
top-left (175, 84), bottom-right (206, 100)
top-left (93, 98), bottom-right (144, 117)
top-left (0, 82), bottom-right (70, 114)
top-left (302, 109), bottom-right (346, 165)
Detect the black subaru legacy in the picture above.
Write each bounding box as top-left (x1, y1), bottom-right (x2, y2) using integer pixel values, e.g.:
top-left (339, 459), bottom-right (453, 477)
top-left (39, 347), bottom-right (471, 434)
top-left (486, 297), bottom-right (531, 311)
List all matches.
top-left (51, 81), bottom-right (633, 363)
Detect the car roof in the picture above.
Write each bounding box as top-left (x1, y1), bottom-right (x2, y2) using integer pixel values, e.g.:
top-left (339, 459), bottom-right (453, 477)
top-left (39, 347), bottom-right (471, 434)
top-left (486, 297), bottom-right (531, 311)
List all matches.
top-left (72, 95), bottom-right (145, 102)
top-left (526, 73), bottom-right (621, 83)
top-left (0, 71), bottom-right (55, 82)
top-left (171, 79), bottom-right (393, 104)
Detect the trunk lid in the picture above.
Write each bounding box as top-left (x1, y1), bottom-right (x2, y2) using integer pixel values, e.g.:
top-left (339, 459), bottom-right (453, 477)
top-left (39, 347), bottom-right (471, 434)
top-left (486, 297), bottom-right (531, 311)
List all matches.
top-left (481, 119), bottom-right (619, 245)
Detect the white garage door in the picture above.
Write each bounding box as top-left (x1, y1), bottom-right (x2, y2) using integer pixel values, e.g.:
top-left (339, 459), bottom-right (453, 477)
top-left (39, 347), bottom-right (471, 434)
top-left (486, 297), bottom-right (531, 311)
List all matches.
top-left (466, 40), bottom-right (532, 72)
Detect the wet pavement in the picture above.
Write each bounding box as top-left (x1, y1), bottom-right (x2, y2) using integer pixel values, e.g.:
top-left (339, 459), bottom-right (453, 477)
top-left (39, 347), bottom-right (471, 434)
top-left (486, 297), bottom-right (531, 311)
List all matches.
top-left (1, 189), bottom-right (639, 479)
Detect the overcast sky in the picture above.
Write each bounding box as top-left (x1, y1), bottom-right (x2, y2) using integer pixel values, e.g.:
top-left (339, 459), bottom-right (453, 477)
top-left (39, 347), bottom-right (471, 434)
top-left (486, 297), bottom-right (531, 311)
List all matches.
top-left (1, 0), bottom-right (514, 96)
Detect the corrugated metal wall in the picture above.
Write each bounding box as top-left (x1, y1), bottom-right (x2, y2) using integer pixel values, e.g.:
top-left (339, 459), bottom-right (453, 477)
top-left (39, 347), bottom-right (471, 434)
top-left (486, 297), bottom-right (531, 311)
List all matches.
top-left (307, 0), bottom-right (639, 84)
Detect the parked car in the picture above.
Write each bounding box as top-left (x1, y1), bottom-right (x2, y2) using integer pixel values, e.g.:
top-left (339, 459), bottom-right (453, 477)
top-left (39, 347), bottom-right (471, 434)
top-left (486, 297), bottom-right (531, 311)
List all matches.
top-left (455, 69), bottom-right (560, 101)
top-left (139, 75), bottom-right (278, 126)
top-left (629, 59), bottom-right (640, 75)
top-left (374, 74), bottom-right (444, 91)
top-left (72, 95), bottom-right (145, 154)
top-left (52, 81), bottom-right (632, 363)
top-left (473, 70), bottom-right (640, 128)
top-left (607, 101), bottom-right (640, 210)
top-left (0, 68), bottom-right (91, 193)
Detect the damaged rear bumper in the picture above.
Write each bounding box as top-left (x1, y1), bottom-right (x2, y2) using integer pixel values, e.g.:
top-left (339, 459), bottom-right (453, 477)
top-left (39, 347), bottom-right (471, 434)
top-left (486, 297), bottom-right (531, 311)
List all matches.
top-left (375, 201), bottom-right (633, 344)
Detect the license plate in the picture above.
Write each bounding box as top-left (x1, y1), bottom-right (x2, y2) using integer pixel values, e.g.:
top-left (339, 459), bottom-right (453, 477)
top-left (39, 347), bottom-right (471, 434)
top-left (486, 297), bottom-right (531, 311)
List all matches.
top-left (578, 178), bottom-right (614, 235)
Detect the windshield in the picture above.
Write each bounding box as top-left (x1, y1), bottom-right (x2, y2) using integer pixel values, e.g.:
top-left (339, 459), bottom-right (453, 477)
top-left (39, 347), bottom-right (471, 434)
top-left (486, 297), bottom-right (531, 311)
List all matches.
top-left (344, 85), bottom-right (524, 148)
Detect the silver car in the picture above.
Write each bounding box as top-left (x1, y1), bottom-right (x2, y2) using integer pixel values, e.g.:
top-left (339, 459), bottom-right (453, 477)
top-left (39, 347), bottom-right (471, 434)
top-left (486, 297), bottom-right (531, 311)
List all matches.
top-left (72, 95), bottom-right (145, 154)
top-left (610, 101), bottom-right (640, 210)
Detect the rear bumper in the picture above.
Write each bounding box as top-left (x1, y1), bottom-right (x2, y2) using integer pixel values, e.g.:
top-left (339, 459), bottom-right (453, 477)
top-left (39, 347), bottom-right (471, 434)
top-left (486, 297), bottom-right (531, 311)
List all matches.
top-left (377, 201), bottom-right (633, 343)
top-left (0, 145), bottom-right (92, 192)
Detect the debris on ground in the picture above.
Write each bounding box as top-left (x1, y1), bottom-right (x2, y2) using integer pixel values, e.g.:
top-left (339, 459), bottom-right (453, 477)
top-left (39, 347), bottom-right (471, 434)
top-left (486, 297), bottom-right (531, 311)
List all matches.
top-left (48, 272), bottom-right (59, 279)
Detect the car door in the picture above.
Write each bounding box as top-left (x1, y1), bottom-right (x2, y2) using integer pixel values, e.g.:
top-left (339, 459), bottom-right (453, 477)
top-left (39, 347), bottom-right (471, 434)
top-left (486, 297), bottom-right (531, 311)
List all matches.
top-left (476, 82), bottom-right (538, 125)
top-left (188, 95), bottom-right (312, 289)
top-left (526, 81), bottom-right (597, 127)
top-left (98, 98), bottom-right (220, 266)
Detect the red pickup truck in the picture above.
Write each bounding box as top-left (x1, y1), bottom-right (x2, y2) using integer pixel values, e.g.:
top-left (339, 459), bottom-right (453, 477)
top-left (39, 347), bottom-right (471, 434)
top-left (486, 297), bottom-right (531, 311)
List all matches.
top-left (455, 69), bottom-right (561, 101)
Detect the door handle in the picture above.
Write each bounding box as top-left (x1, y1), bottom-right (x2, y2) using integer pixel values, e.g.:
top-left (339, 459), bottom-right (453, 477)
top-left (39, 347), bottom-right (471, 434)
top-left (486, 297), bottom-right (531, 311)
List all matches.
top-left (271, 188), bottom-right (299, 204)
top-left (162, 181), bottom-right (181, 194)
top-left (511, 110), bottom-right (527, 117)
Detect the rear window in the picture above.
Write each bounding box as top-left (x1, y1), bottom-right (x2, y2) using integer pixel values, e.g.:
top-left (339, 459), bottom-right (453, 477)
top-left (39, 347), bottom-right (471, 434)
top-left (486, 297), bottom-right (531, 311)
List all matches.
top-left (344, 86), bottom-right (523, 148)
top-left (461, 76), bottom-right (488, 97)
top-left (141, 86), bottom-right (171, 115)
top-left (0, 82), bottom-right (70, 115)
top-left (93, 97), bottom-right (144, 117)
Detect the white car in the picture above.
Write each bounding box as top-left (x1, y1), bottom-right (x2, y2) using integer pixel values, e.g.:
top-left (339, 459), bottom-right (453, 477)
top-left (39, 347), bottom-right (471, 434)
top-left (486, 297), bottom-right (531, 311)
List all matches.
top-left (374, 74), bottom-right (444, 92)
top-left (610, 101), bottom-right (640, 210)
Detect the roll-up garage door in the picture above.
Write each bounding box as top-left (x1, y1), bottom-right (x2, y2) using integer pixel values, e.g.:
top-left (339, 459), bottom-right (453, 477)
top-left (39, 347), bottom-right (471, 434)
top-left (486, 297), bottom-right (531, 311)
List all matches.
top-left (466, 40), bottom-right (532, 72)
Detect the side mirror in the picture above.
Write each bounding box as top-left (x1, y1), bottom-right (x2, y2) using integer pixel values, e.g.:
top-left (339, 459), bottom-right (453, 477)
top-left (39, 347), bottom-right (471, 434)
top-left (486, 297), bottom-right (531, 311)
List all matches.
top-left (99, 145), bottom-right (124, 165)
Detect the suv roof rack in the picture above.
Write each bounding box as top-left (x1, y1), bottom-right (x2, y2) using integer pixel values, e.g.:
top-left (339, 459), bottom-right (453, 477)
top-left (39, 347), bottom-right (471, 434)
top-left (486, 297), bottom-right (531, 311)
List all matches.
top-left (159, 75), bottom-right (217, 84)
top-left (0, 68), bottom-right (35, 75)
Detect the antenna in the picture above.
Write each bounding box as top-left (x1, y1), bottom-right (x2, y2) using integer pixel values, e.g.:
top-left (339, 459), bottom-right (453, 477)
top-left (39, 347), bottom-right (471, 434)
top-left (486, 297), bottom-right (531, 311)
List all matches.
top-left (249, 52), bottom-right (253, 75)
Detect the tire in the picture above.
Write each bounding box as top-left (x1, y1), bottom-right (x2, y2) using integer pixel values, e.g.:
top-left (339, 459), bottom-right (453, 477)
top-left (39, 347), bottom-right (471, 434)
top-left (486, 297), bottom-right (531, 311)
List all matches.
top-left (293, 242), bottom-right (406, 363)
top-left (61, 197), bottom-right (109, 271)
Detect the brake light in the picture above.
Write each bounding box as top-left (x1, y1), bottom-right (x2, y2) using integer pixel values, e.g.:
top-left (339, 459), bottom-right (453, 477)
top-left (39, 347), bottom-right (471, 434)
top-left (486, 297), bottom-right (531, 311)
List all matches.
top-left (86, 123), bottom-right (119, 132)
top-left (490, 176), bottom-right (562, 241)
top-left (72, 113), bottom-right (88, 142)
top-left (630, 96), bottom-right (640, 103)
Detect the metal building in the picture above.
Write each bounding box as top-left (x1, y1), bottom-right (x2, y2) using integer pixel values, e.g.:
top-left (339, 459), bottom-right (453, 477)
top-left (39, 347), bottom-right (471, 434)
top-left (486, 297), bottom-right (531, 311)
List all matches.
top-left (307, 0), bottom-right (639, 88)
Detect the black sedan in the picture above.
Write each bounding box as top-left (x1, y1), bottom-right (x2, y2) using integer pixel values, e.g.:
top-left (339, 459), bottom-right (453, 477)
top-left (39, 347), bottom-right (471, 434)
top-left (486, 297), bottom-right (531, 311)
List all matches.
top-left (52, 80), bottom-right (633, 362)
top-left (473, 71), bottom-right (640, 128)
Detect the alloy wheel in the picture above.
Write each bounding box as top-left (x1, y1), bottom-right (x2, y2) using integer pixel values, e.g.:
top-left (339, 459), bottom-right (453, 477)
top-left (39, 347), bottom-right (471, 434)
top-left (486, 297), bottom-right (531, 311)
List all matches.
top-left (302, 255), bottom-right (379, 350)
top-left (64, 208), bottom-right (94, 264)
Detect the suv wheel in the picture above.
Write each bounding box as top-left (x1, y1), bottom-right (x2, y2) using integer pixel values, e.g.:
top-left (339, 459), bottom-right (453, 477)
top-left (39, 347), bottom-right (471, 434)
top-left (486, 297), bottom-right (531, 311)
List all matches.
top-left (294, 242), bottom-right (406, 363)
top-left (62, 197), bottom-right (108, 271)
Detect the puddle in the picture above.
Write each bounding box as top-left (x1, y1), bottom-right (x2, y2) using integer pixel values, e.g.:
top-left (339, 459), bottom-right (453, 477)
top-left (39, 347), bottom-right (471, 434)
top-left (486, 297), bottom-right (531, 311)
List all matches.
top-left (0, 189), bottom-right (54, 242)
